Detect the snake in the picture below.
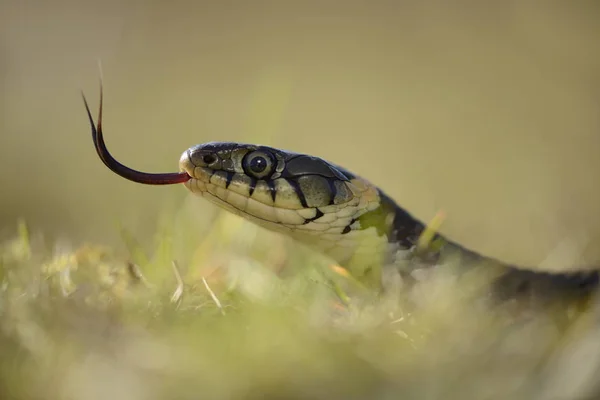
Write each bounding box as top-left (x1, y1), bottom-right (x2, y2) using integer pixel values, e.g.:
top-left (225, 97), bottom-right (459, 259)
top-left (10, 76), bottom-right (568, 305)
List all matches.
top-left (81, 85), bottom-right (599, 297)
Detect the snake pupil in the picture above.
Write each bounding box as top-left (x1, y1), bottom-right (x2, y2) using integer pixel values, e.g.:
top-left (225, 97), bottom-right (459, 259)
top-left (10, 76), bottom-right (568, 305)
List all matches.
top-left (249, 156), bottom-right (267, 173)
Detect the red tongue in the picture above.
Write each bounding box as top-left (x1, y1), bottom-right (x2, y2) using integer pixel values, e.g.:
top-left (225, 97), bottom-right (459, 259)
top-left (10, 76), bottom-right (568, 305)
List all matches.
top-left (82, 81), bottom-right (191, 185)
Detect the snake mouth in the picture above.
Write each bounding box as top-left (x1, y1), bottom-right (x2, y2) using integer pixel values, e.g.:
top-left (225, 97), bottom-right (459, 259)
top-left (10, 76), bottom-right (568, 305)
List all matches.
top-left (82, 81), bottom-right (191, 185)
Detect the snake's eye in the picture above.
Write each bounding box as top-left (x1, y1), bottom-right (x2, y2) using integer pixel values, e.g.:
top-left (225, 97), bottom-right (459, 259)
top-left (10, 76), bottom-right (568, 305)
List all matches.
top-left (242, 151), bottom-right (274, 179)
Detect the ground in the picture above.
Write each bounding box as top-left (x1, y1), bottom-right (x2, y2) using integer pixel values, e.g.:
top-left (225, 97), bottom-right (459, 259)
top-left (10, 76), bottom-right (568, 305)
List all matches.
top-left (1, 212), bottom-right (599, 400)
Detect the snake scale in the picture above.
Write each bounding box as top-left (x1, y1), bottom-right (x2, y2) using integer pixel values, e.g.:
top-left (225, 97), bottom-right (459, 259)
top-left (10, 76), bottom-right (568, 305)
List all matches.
top-left (82, 85), bottom-right (599, 300)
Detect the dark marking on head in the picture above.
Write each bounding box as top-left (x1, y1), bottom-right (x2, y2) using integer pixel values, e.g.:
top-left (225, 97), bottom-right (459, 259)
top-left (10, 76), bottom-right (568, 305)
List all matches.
top-left (248, 178), bottom-right (257, 197)
top-left (341, 217), bottom-right (358, 234)
top-left (267, 179), bottom-right (277, 203)
top-left (224, 171), bottom-right (233, 188)
top-left (281, 155), bottom-right (350, 181)
top-left (286, 179), bottom-right (308, 208)
top-left (303, 208), bottom-right (324, 224)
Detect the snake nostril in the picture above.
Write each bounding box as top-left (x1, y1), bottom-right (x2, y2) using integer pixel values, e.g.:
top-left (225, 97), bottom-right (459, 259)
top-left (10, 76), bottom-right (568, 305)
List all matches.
top-left (202, 154), bottom-right (217, 165)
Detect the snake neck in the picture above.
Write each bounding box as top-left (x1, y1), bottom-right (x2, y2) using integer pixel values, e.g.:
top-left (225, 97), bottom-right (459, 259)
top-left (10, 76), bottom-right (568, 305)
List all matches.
top-left (377, 190), bottom-right (428, 250)
top-left (377, 189), bottom-right (600, 301)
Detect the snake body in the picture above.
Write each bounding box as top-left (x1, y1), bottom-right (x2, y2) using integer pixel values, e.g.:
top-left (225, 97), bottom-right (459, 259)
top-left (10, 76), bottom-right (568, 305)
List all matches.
top-left (82, 86), bottom-right (599, 295)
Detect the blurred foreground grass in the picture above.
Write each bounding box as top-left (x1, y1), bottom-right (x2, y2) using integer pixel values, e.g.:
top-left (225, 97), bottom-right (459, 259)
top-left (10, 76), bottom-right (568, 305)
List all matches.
top-left (1, 199), bottom-right (600, 400)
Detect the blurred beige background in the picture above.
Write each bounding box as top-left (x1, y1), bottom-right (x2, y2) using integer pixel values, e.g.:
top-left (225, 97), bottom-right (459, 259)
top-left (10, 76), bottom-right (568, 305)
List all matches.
top-left (0, 0), bottom-right (598, 270)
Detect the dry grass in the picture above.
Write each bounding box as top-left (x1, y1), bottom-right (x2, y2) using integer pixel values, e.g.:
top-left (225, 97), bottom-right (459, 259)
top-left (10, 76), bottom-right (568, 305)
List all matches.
top-left (1, 204), bottom-right (599, 400)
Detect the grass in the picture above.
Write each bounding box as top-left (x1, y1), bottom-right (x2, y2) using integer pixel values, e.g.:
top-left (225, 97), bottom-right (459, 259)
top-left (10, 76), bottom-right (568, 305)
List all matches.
top-left (1, 202), bottom-right (599, 400)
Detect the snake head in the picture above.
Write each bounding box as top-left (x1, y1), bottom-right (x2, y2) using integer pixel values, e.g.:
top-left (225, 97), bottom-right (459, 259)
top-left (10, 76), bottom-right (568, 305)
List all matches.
top-left (179, 141), bottom-right (361, 211)
top-left (179, 142), bottom-right (388, 268)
